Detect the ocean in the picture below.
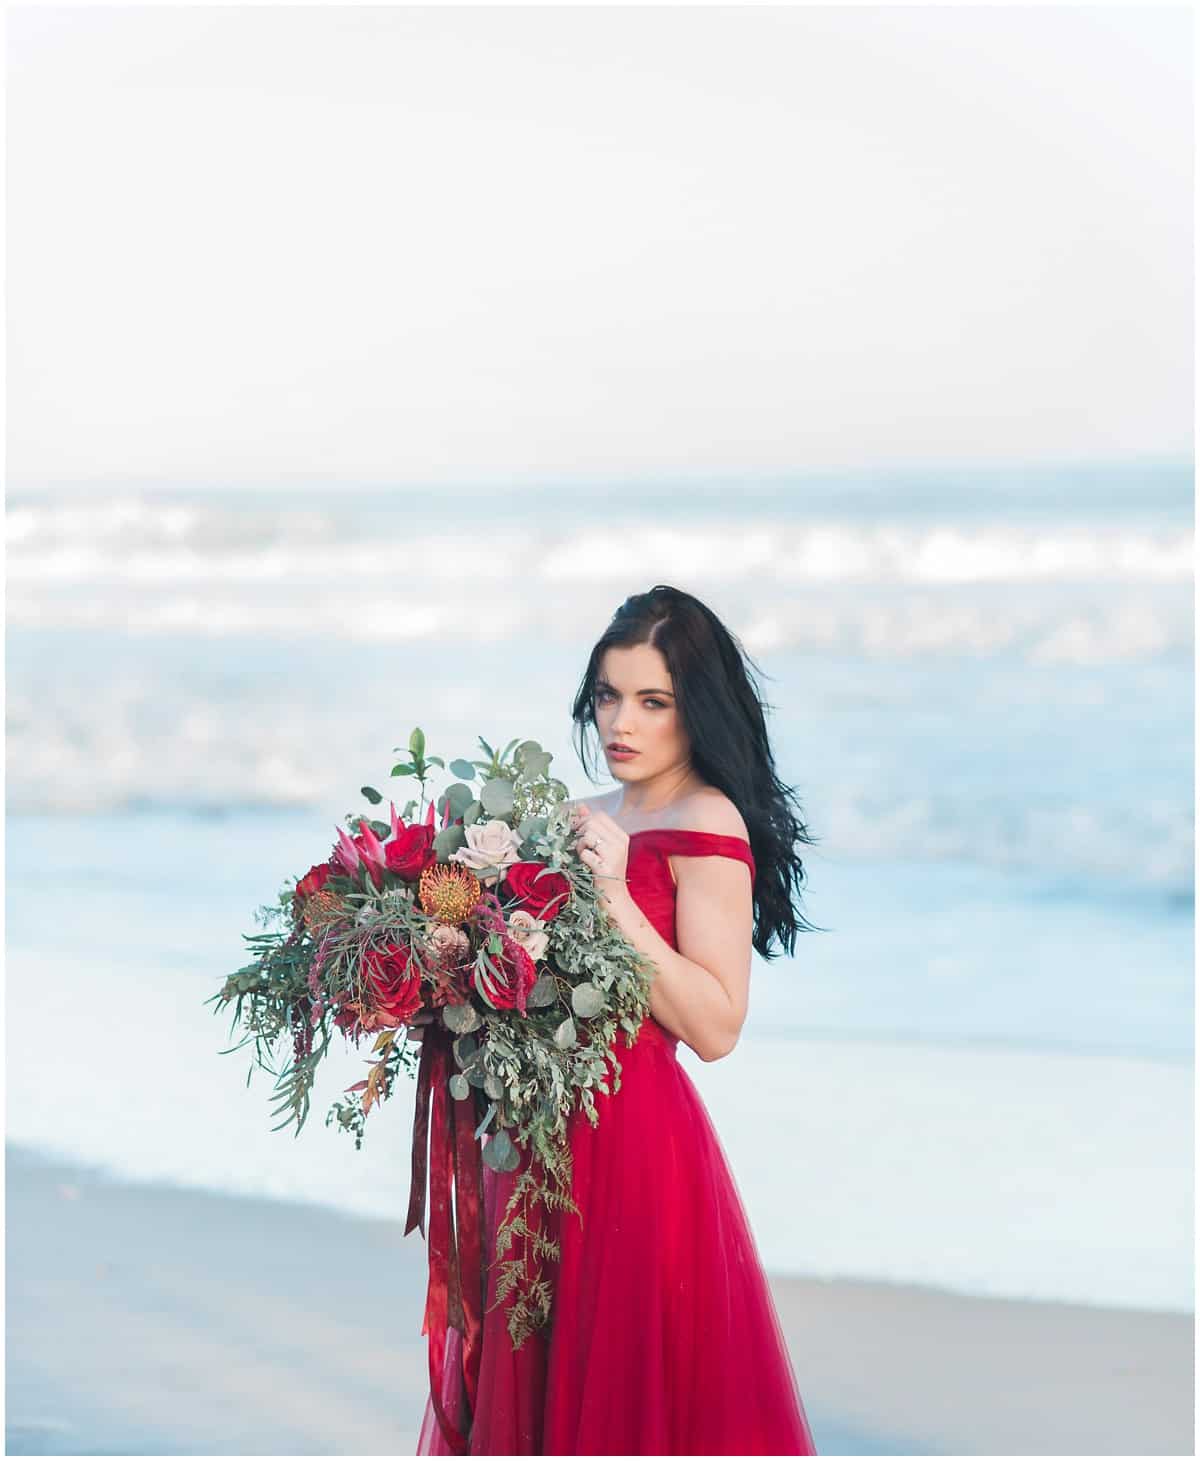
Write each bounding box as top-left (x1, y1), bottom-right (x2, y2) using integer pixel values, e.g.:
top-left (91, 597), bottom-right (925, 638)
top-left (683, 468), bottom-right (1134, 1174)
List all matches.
top-left (6, 459), bottom-right (1193, 1313)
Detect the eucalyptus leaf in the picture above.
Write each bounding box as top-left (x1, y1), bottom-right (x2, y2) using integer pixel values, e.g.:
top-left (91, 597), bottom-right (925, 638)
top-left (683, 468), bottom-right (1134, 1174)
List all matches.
top-left (474, 1101), bottom-right (498, 1139)
top-left (450, 759), bottom-right (476, 780)
top-left (442, 1002), bottom-right (481, 1034)
top-left (483, 1072), bottom-right (505, 1101)
top-left (452, 1034), bottom-right (478, 1068)
top-left (432, 825), bottom-right (467, 858)
top-left (570, 982), bottom-right (605, 1019)
top-left (466, 1067), bottom-right (488, 1089)
top-left (526, 973), bottom-right (558, 1008)
top-left (553, 1015), bottom-right (577, 1050)
top-left (445, 782), bottom-right (475, 817)
top-left (463, 800), bottom-right (484, 827)
top-left (448, 1073), bottom-right (470, 1100)
top-left (483, 1128), bottom-right (521, 1173)
top-left (482, 1128), bottom-right (511, 1169)
top-left (521, 751), bottom-right (553, 780)
top-left (360, 785), bottom-right (383, 805)
top-left (479, 778), bottom-right (515, 816)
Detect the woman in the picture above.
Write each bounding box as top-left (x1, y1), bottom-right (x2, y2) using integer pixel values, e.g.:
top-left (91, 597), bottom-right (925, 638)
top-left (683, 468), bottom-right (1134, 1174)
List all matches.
top-left (416, 584), bottom-right (821, 1455)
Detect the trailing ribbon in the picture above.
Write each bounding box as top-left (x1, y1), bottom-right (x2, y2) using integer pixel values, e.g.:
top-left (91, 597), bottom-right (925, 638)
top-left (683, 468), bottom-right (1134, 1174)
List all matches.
top-left (405, 1023), bottom-right (485, 1455)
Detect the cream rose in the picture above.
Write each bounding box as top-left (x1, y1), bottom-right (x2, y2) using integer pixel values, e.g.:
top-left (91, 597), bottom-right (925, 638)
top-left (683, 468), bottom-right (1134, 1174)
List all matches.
top-left (506, 909), bottom-right (549, 961)
top-left (449, 819), bottom-right (524, 886)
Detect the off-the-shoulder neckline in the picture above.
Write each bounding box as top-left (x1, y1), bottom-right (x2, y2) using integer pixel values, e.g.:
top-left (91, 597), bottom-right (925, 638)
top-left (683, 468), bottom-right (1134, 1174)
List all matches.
top-left (627, 827), bottom-right (752, 849)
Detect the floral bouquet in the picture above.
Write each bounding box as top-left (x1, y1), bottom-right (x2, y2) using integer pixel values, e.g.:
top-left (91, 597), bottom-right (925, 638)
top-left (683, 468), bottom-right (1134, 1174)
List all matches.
top-left (207, 729), bottom-right (655, 1453)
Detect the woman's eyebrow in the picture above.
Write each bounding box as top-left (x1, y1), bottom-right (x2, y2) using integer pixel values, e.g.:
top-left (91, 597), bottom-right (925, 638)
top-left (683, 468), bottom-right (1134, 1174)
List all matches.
top-left (596, 680), bottom-right (675, 697)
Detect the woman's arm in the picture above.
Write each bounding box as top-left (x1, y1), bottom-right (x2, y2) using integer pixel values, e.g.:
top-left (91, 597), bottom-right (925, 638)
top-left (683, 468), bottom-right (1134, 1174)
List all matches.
top-left (596, 863), bottom-right (751, 1062)
top-left (568, 799), bottom-right (753, 1062)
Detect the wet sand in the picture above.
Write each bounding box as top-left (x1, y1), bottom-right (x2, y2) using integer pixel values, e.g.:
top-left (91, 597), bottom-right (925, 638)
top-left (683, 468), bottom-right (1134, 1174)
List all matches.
top-left (6, 1144), bottom-right (1193, 1456)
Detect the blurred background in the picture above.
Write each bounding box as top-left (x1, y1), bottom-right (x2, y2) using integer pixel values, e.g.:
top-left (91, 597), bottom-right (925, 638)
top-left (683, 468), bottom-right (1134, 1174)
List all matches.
top-left (6, 4), bottom-right (1193, 1455)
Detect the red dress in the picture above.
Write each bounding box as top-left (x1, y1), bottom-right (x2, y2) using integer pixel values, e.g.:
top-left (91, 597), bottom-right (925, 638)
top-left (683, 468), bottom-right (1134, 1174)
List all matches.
top-left (416, 828), bottom-right (819, 1456)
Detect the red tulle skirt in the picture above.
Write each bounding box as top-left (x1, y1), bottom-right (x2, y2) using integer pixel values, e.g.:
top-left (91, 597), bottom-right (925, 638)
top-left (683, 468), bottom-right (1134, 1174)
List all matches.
top-left (415, 1016), bottom-right (818, 1456)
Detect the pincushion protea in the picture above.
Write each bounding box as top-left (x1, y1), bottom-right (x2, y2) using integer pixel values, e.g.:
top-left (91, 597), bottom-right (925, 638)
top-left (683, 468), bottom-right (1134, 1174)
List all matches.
top-left (418, 861), bottom-right (482, 923)
top-left (300, 889), bottom-right (347, 932)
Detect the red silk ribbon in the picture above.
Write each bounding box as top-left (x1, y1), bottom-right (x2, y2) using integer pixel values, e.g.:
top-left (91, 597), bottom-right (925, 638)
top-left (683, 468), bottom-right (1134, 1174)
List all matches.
top-left (405, 1024), bottom-right (485, 1455)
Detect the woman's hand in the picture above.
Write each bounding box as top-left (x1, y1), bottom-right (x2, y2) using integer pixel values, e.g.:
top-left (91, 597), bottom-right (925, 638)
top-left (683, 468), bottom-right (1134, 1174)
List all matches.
top-left (569, 803), bottom-right (631, 888)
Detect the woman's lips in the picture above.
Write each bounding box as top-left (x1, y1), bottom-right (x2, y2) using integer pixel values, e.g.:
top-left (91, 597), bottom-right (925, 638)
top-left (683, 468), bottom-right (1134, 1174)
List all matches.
top-left (608, 746), bottom-right (639, 758)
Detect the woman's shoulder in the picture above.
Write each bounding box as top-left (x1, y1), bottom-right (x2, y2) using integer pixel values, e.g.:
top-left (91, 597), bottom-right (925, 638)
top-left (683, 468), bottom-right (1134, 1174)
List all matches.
top-left (669, 789), bottom-right (750, 843)
top-left (563, 788), bottom-right (749, 841)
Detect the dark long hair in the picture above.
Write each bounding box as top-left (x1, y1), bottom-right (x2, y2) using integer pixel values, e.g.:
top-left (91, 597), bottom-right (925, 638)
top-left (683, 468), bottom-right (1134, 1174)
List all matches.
top-left (570, 585), bottom-right (825, 960)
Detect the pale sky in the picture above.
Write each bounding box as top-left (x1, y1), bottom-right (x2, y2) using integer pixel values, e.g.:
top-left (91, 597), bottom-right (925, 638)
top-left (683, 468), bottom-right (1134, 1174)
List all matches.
top-left (6, 4), bottom-right (1193, 491)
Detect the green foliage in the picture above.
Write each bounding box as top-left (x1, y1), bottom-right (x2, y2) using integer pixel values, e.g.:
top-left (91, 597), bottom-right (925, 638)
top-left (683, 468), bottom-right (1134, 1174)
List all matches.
top-left (441, 782), bottom-right (476, 819)
top-left (206, 880), bottom-right (432, 1137)
top-left (443, 1002), bottom-right (481, 1034)
top-left (570, 983), bottom-right (605, 1018)
top-left (480, 777), bottom-right (515, 817)
top-left (211, 730), bottom-right (657, 1358)
top-left (482, 1127), bottom-right (520, 1172)
top-left (432, 824), bottom-right (467, 858)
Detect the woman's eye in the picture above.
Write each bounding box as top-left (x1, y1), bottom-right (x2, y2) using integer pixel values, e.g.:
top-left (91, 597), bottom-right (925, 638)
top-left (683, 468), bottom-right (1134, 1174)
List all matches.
top-left (596, 690), bottom-right (664, 709)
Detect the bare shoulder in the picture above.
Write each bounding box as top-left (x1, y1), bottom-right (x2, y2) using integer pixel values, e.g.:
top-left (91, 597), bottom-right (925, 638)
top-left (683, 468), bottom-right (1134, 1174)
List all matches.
top-left (677, 788), bottom-right (750, 841)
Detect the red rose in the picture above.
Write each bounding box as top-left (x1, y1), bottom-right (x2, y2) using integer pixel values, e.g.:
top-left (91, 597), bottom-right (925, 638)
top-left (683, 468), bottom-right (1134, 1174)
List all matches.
top-left (362, 942), bottom-right (424, 1026)
top-left (502, 861), bottom-right (571, 921)
top-left (333, 943), bottom-right (424, 1037)
top-left (483, 940), bottom-right (538, 1014)
top-left (294, 861), bottom-right (335, 912)
top-left (386, 823), bottom-right (437, 880)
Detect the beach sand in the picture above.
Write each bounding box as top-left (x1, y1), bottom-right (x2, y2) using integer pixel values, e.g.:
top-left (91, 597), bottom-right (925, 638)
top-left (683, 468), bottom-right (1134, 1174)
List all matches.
top-left (6, 1144), bottom-right (1192, 1456)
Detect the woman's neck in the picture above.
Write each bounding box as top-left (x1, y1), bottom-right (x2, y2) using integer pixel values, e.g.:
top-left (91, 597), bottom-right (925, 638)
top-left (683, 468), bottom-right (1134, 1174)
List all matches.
top-left (611, 766), bottom-right (704, 817)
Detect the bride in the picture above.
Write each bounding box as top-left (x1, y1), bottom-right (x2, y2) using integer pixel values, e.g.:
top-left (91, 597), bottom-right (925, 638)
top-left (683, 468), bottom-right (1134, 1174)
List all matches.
top-left (416, 583), bottom-right (821, 1455)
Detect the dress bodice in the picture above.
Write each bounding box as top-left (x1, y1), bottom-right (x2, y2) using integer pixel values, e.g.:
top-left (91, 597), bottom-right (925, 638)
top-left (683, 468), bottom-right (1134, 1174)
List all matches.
top-left (620, 828), bottom-right (757, 1055)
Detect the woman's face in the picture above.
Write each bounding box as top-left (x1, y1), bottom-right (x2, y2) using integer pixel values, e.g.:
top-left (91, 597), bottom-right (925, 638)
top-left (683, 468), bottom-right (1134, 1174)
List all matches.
top-left (593, 644), bottom-right (690, 783)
